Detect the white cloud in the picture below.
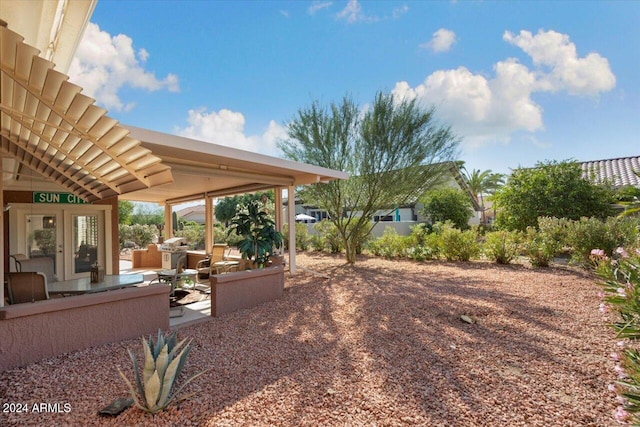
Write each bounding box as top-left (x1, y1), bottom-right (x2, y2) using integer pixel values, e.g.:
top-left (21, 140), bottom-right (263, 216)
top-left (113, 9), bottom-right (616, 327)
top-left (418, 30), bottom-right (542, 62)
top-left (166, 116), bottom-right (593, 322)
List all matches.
top-left (337, 0), bottom-right (379, 23)
top-left (280, 10), bottom-right (290, 18)
top-left (174, 108), bottom-right (286, 156)
top-left (421, 28), bottom-right (456, 53)
top-left (68, 22), bottom-right (179, 112)
top-left (392, 5), bottom-right (409, 19)
top-left (308, 1), bottom-right (333, 15)
top-left (503, 29), bottom-right (615, 96)
top-left (395, 29), bottom-right (615, 147)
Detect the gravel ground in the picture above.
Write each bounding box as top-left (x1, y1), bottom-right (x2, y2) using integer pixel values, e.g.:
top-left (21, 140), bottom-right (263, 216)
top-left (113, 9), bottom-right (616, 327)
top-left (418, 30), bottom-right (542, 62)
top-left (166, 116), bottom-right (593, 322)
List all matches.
top-left (0, 253), bottom-right (618, 426)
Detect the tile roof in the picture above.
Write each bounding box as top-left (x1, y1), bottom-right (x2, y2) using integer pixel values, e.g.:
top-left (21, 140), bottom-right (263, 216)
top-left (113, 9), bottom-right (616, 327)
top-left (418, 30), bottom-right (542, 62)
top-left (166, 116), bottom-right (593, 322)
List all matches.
top-left (581, 156), bottom-right (640, 187)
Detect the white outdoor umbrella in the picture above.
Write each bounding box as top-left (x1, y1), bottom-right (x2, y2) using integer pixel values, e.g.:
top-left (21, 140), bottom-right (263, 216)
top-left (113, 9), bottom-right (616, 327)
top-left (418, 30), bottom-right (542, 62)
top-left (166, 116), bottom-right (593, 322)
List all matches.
top-left (295, 213), bottom-right (317, 222)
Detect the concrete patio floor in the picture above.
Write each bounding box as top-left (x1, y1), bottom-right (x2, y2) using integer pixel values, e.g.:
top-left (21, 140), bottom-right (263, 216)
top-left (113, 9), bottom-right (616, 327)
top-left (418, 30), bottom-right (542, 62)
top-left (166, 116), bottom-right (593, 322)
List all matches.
top-left (119, 259), bottom-right (212, 329)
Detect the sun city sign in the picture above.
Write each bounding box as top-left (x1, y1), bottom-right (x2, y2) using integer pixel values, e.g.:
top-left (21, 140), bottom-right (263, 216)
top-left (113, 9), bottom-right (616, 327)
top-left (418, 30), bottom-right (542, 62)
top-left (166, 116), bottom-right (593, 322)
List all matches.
top-left (33, 192), bottom-right (87, 204)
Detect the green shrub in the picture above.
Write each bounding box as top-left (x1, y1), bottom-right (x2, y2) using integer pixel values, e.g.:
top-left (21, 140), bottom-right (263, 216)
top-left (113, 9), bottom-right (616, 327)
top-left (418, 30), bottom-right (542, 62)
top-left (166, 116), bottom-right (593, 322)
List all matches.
top-left (174, 223), bottom-right (205, 250)
top-left (537, 216), bottom-right (570, 245)
top-left (407, 223), bottom-right (431, 247)
top-left (119, 224), bottom-right (156, 249)
top-left (422, 187), bottom-right (474, 230)
top-left (566, 216), bottom-right (639, 265)
top-left (523, 226), bottom-right (561, 267)
top-left (438, 224), bottom-right (480, 261)
top-left (483, 230), bottom-right (521, 264)
top-left (282, 223), bottom-right (311, 251)
top-left (309, 233), bottom-right (324, 252)
top-left (313, 220), bottom-right (344, 253)
top-left (368, 227), bottom-right (408, 258)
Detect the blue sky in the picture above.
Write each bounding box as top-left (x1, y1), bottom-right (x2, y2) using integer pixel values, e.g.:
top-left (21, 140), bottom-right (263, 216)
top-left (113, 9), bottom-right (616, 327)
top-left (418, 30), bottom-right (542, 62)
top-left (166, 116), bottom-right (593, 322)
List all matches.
top-left (68, 0), bottom-right (639, 176)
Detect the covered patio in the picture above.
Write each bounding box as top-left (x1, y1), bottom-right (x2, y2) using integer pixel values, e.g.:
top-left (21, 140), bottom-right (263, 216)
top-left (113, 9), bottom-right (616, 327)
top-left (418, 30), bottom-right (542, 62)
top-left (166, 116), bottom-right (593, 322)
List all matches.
top-left (0, 1), bottom-right (347, 372)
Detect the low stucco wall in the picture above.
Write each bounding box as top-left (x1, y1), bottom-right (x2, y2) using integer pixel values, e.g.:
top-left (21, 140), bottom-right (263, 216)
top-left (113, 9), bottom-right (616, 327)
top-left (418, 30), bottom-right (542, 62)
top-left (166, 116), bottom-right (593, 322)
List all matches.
top-left (0, 285), bottom-right (170, 372)
top-left (210, 264), bottom-right (284, 317)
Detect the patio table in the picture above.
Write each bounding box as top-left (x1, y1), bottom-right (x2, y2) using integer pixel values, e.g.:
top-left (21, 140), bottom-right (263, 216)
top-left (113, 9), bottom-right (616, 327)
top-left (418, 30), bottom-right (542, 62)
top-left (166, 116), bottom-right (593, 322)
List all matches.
top-left (156, 268), bottom-right (198, 294)
top-left (48, 274), bottom-right (144, 295)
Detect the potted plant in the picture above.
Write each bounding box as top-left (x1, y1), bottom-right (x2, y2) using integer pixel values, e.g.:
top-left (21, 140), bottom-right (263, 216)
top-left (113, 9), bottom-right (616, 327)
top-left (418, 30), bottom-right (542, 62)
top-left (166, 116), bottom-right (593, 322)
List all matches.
top-left (228, 200), bottom-right (283, 269)
top-left (210, 200), bottom-right (285, 317)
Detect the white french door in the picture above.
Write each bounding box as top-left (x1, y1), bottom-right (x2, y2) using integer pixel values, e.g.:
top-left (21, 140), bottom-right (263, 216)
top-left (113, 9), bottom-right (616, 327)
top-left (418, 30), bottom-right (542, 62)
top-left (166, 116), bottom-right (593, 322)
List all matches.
top-left (24, 212), bottom-right (62, 281)
top-left (64, 212), bottom-right (104, 280)
top-left (10, 204), bottom-right (112, 281)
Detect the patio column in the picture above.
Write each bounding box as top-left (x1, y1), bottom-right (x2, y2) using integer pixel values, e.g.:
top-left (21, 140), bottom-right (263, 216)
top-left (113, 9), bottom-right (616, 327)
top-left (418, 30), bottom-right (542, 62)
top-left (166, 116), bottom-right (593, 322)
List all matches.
top-left (274, 187), bottom-right (283, 255)
top-left (288, 185), bottom-right (296, 274)
top-left (164, 204), bottom-right (172, 240)
top-left (205, 194), bottom-right (213, 251)
top-left (0, 159), bottom-right (4, 307)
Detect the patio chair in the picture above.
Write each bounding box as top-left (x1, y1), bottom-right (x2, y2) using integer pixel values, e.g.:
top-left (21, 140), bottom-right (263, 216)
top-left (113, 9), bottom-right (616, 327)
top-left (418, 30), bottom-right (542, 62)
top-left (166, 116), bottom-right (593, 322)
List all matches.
top-left (150, 254), bottom-right (197, 296)
top-left (10, 254), bottom-right (57, 283)
top-left (7, 272), bottom-right (49, 304)
top-left (195, 244), bottom-right (230, 286)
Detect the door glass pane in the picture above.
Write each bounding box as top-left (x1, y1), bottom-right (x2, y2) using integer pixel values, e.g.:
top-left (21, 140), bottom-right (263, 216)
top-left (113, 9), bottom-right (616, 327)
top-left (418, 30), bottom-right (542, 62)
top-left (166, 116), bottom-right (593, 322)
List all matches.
top-left (73, 215), bottom-right (99, 274)
top-left (26, 215), bottom-right (57, 277)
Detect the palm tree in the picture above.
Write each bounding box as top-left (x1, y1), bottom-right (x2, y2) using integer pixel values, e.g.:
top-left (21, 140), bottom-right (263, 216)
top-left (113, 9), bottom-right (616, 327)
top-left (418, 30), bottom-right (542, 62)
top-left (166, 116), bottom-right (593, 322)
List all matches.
top-left (463, 168), bottom-right (505, 225)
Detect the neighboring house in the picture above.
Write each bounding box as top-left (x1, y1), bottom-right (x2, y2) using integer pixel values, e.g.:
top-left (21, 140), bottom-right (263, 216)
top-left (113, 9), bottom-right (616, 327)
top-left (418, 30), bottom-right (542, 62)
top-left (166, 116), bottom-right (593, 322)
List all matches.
top-left (580, 156), bottom-right (640, 188)
top-left (175, 204), bottom-right (207, 224)
top-left (285, 162), bottom-right (482, 236)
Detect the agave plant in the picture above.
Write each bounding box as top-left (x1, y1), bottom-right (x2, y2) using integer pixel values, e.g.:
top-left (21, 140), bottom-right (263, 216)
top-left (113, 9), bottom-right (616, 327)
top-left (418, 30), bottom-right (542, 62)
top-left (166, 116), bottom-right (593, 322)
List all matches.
top-left (118, 329), bottom-right (205, 413)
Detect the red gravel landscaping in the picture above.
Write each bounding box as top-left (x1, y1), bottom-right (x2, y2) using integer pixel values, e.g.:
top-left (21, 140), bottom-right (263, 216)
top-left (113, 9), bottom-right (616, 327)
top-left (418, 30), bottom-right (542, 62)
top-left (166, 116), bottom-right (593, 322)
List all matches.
top-left (0, 253), bottom-right (618, 426)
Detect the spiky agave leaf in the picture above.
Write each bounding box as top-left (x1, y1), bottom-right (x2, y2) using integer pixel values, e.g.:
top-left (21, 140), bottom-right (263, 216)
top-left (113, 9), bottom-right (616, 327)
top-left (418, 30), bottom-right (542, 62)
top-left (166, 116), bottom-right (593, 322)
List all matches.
top-left (166, 331), bottom-right (178, 353)
top-left (168, 337), bottom-right (188, 359)
top-left (168, 368), bottom-right (209, 404)
top-left (142, 337), bottom-right (155, 387)
top-left (155, 343), bottom-right (170, 387)
top-left (173, 340), bottom-right (193, 380)
top-left (144, 369), bottom-right (162, 412)
top-left (118, 368), bottom-right (146, 411)
top-left (156, 344), bottom-right (190, 407)
top-left (127, 348), bottom-right (145, 398)
top-left (153, 329), bottom-right (165, 359)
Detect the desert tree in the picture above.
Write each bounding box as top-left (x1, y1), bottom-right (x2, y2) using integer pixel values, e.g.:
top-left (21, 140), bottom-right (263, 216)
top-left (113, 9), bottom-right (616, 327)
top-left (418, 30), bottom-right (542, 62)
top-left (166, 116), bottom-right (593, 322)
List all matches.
top-left (279, 92), bottom-right (459, 263)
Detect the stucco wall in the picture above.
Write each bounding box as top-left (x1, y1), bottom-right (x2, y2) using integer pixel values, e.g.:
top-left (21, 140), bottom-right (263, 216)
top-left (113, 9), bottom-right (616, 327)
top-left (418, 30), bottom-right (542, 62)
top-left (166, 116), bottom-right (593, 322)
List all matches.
top-left (210, 264), bottom-right (284, 317)
top-left (0, 285), bottom-right (170, 372)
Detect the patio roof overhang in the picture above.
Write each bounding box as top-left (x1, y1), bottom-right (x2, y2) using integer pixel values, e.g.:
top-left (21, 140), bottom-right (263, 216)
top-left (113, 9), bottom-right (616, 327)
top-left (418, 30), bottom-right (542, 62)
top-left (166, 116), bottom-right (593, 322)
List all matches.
top-left (0, 21), bottom-right (174, 202)
top-left (121, 125), bottom-right (349, 205)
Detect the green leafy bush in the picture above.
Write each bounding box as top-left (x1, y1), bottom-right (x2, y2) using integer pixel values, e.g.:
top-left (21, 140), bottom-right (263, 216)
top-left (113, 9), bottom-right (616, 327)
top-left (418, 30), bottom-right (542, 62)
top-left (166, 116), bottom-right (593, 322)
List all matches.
top-left (368, 227), bottom-right (408, 259)
top-left (313, 220), bottom-right (344, 253)
top-left (174, 223), bottom-right (205, 250)
top-left (438, 223), bottom-right (480, 261)
top-left (406, 223), bottom-right (431, 247)
top-left (422, 187), bottom-right (474, 230)
top-left (537, 216), bottom-right (570, 246)
top-left (119, 224), bottom-right (156, 249)
top-left (523, 226), bottom-right (561, 267)
top-left (483, 230), bottom-right (521, 264)
top-left (406, 240), bottom-right (440, 261)
top-left (493, 160), bottom-right (614, 231)
top-left (118, 330), bottom-right (206, 414)
top-left (309, 233), bottom-right (324, 252)
top-left (405, 224), bottom-right (441, 261)
top-left (565, 216), bottom-right (639, 265)
top-left (282, 223), bottom-right (311, 251)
